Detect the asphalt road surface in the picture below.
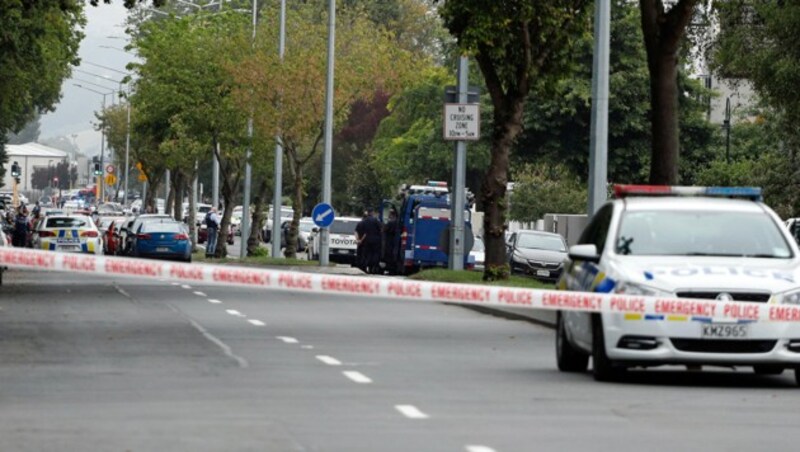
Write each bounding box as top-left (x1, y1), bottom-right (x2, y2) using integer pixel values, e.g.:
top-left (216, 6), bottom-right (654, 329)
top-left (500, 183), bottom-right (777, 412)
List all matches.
top-left (1, 269), bottom-right (800, 451)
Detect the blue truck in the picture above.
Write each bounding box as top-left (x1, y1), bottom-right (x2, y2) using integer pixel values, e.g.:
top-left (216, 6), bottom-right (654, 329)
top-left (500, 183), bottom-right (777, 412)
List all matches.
top-left (380, 181), bottom-right (474, 275)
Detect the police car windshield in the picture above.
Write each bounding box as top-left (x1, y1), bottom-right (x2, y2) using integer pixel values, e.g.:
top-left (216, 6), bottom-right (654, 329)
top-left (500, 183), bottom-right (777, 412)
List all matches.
top-left (616, 210), bottom-right (793, 258)
top-left (517, 233), bottom-right (566, 252)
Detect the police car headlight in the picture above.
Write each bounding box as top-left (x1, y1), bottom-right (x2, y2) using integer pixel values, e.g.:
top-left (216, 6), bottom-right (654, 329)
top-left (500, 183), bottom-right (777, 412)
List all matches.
top-left (778, 289), bottom-right (800, 305)
top-left (614, 281), bottom-right (670, 297)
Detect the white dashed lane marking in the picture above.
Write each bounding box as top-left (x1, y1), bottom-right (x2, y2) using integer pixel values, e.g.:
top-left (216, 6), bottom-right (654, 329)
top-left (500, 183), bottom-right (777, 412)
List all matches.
top-left (226, 309), bottom-right (246, 317)
top-left (171, 282), bottom-right (180, 286)
top-left (193, 291), bottom-right (207, 297)
top-left (316, 355), bottom-right (342, 366)
top-left (395, 405), bottom-right (429, 419)
top-left (181, 284), bottom-right (192, 289)
top-left (276, 336), bottom-right (298, 344)
top-left (343, 371), bottom-right (372, 384)
top-left (301, 345), bottom-right (314, 350)
top-left (248, 319), bottom-right (266, 326)
top-left (466, 446), bottom-right (497, 452)
top-left (208, 299), bottom-right (222, 304)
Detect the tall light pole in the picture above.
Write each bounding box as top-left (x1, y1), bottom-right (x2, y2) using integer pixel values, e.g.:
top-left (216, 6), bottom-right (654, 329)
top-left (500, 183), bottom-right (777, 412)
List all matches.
top-left (239, 0), bottom-right (258, 259)
top-left (319, 0), bottom-right (336, 267)
top-left (587, 0), bottom-right (610, 216)
top-left (73, 83), bottom-right (114, 204)
top-left (271, 0), bottom-right (286, 259)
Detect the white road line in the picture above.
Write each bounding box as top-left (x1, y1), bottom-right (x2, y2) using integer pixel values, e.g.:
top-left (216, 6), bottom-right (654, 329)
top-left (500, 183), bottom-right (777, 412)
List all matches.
top-left (165, 304), bottom-right (248, 368)
top-left (276, 336), bottom-right (298, 344)
top-left (466, 446), bottom-right (497, 452)
top-left (181, 284), bottom-right (192, 289)
top-left (248, 319), bottom-right (266, 326)
top-left (301, 345), bottom-right (314, 350)
top-left (193, 291), bottom-right (207, 297)
top-left (395, 405), bottom-right (429, 419)
top-left (343, 371), bottom-right (372, 384)
top-left (316, 355), bottom-right (342, 366)
top-left (207, 299), bottom-right (222, 304)
top-left (171, 282), bottom-right (180, 286)
top-left (226, 309), bottom-right (246, 317)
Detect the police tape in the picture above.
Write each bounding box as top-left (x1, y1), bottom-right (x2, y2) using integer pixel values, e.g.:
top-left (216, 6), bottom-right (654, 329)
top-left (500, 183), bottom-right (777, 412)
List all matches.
top-left (2, 246), bottom-right (800, 323)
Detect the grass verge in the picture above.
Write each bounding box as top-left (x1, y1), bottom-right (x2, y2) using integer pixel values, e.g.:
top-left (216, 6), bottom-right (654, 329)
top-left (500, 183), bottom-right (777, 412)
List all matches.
top-left (409, 268), bottom-right (555, 289)
top-left (192, 251), bottom-right (322, 267)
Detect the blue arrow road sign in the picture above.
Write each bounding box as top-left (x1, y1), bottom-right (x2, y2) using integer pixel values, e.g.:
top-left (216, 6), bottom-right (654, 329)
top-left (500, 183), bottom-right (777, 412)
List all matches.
top-left (312, 203), bottom-right (335, 228)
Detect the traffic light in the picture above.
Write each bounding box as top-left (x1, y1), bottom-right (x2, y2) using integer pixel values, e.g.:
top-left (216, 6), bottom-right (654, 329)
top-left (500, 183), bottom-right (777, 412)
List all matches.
top-left (94, 162), bottom-right (102, 176)
top-left (10, 161), bottom-right (20, 178)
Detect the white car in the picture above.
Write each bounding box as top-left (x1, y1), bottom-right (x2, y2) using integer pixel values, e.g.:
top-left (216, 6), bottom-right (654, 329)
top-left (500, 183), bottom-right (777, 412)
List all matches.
top-left (33, 215), bottom-right (103, 254)
top-left (557, 185), bottom-right (800, 384)
top-left (306, 216), bottom-right (359, 263)
top-left (470, 236), bottom-right (485, 271)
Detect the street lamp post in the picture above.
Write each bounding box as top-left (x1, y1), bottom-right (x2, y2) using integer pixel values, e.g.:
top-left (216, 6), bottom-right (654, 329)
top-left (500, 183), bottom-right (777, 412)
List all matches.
top-left (73, 83), bottom-right (114, 204)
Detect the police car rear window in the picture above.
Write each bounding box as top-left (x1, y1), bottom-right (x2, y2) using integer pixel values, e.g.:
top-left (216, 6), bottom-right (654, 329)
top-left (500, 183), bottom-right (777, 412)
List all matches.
top-left (46, 217), bottom-right (87, 229)
top-left (615, 210), bottom-right (793, 258)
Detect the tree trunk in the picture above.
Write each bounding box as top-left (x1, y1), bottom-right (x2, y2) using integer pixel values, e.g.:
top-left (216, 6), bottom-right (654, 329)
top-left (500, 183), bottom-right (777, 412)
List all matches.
top-left (481, 98), bottom-right (526, 280)
top-left (165, 171), bottom-right (176, 218)
top-left (640, 0), bottom-right (698, 185)
top-left (284, 160), bottom-right (302, 259)
top-left (647, 57), bottom-right (680, 184)
top-left (215, 202), bottom-right (234, 259)
top-left (187, 175), bottom-right (197, 252)
top-left (247, 179), bottom-right (269, 256)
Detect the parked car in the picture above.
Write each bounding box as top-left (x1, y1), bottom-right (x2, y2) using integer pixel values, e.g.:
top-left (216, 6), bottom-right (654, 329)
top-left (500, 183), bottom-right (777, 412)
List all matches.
top-left (96, 216), bottom-right (126, 255)
top-left (121, 214), bottom-right (174, 254)
top-left (198, 222), bottom-right (235, 246)
top-left (470, 236), bottom-right (485, 271)
top-left (507, 230), bottom-right (568, 281)
top-left (130, 220), bottom-right (191, 262)
top-left (280, 219), bottom-right (313, 251)
top-left (32, 215), bottom-right (103, 254)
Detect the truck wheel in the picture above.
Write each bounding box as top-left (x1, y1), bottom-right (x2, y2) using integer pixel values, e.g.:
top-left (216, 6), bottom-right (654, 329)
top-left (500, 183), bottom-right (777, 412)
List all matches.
top-left (591, 314), bottom-right (625, 382)
top-left (556, 313), bottom-right (589, 372)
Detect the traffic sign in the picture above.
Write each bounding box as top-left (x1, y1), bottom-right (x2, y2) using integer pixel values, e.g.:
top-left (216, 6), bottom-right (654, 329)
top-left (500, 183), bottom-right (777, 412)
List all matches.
top-left (138, 172), bottom-right (148, 182)
top-left (105, 174), bottom-right (117, 186)
top-left (106, 164), bottom-right (115, 174)
top-left (443, 103), bottom-right (480, 141)
top-left (312, 203), bottom-right (335, 228)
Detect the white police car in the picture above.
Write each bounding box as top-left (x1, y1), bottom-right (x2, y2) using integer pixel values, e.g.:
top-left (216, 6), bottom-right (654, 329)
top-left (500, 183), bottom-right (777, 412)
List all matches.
top-left (556, 185), bottom-right (800, 384)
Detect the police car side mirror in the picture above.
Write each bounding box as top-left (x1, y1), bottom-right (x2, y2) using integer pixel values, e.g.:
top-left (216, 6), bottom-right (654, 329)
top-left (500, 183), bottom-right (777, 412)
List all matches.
top-left (568, 244), bottom-right (600, 263)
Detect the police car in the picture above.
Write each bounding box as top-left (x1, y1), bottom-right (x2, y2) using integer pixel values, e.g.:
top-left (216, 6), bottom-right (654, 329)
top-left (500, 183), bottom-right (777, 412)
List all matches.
top-left (557, 185), bottom-right (800, 384)
top-left (32, 215), bottom-right (103, 254)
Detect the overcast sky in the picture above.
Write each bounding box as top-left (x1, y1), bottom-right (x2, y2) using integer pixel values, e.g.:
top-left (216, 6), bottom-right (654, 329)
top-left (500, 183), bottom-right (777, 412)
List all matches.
top-left (39, 2), bottom-right (137, 156)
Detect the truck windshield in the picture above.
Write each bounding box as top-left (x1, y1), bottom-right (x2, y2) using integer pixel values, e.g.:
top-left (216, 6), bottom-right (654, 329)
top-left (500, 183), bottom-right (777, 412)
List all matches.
top-left (615, 210), bottom-right (793, 258)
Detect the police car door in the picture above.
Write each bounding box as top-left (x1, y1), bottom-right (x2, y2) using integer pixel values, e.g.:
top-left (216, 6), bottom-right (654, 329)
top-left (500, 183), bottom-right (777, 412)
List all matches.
top-left (561, 203), bottom-right (615, 349)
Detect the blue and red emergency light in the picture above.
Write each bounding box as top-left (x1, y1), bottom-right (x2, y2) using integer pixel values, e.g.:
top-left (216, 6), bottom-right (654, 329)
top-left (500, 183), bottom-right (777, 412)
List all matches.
top-left (613, 185), bottom-right (763, 201)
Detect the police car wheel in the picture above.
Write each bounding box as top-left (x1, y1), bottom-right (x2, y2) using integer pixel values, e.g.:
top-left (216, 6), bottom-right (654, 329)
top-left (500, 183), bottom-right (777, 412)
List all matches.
top-left (753, 365), bottom-right (784, 376)
top-left (591, 314), bottom-right (625, 382)
top-left (556, 313), bottom-right (589, 372)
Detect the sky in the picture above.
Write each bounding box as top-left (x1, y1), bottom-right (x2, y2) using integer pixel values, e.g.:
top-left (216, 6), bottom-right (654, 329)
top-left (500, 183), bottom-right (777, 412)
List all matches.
top-left (39, 2), bottom-right (138, 157)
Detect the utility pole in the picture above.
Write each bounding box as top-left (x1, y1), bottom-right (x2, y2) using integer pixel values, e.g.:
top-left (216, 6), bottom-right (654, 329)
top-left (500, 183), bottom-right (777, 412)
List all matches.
top-left (271, 0), bottom-right (286, 259)
top-left (240, 0), bottom-right (258, 259)
top-left (588, 0), bottom-right (610, 216)
top-left (448, 56), bottom-right (469, 271)
top-left (319, 0), bottom-right (336, 267)
top-left (212, 143), bottom-right (219, 209)
top-left (124, 89), bottom-right (132, 207)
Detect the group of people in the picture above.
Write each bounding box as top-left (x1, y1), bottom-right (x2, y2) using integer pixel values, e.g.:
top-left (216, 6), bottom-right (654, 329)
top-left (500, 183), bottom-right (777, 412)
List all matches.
top-left (2, 203), bottom-right (40, 248)
top-left (354, 208), bottom-right (398, 274)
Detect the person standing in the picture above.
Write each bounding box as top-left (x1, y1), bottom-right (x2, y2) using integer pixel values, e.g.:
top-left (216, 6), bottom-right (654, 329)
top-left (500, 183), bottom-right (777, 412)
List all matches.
top-left (12, 206), bottom-right (29, 248)
top-left (356, 208), bottom-right (382, 274)
top-left (205, 207), bottom-right (220, 258)
top-left (355, 210), bottom-right (369, 272)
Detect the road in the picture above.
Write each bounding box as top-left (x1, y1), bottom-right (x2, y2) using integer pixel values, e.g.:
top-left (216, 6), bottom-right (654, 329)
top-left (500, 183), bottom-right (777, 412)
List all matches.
top-left (1, 269), bottom-right (800, 451)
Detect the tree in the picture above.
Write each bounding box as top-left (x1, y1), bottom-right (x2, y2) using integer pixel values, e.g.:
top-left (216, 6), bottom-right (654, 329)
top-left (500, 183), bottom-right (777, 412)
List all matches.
top-left (231, 3), bottom-right (414, 258)
top-left (639, 0), bottom-right (700, 184)
top-left (438, 0), bottom-right (591, 280)
top-left (30, 160), bottom-right (77, 191)
top-left (509, 163), bottom-right (587, 222)
top-left (0, 0), bottom-right (84, 186)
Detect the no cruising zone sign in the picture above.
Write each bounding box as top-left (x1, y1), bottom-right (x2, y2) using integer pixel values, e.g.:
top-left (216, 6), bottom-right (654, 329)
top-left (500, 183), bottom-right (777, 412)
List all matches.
top-left (443, 103), bottom-right (480, 141)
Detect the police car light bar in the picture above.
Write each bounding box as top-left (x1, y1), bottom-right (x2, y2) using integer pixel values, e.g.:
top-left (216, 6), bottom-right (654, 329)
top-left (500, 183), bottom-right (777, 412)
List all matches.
top-left (613, 185), bottom-right (763, 201)
top-left (427, 181), bottom-right (448, 187)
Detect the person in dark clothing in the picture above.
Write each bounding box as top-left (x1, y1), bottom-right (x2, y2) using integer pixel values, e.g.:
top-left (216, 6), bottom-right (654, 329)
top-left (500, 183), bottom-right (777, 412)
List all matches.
top-left (382, 208), bottom-right (399, 274)
top-left (12, 207), bottom-right (29, 248)
top-left (355, 208), bottom-right (382, 273)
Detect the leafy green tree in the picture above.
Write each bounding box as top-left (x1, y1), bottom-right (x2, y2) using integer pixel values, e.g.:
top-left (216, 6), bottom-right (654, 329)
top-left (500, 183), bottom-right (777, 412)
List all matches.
top-left (439, 0), bottom-right (592, 280)
top-left (509, 163), bottom-right (587, 222)
top-left (0, 0), bottom-right (84, 186)
top-left (231, 4), bottom-right (414, 258)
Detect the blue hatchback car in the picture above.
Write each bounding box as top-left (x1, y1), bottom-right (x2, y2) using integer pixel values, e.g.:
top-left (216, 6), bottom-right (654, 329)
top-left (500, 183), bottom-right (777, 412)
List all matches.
top-left (132, 221), bottom-right (191, 262)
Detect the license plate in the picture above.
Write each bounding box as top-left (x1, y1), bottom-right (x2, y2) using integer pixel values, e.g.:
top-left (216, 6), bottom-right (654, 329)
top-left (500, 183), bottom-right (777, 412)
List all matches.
top-left (156, 247), bottom-right (171, 252)
top-left (59, 245), bottom-right (80, 252)
top-left (701, 324), bottom-right (749, 338)
top-left (57, 238), bottom-right (79, 244)
top-left (536, 269), bottom-right (550, 277)
top-left (337, 249), bottom-right (350, 254)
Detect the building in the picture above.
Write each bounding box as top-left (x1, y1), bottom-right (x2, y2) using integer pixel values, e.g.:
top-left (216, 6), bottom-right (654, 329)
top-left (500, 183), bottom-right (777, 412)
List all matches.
top-left (3, 142), bottom-right (69, 191)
